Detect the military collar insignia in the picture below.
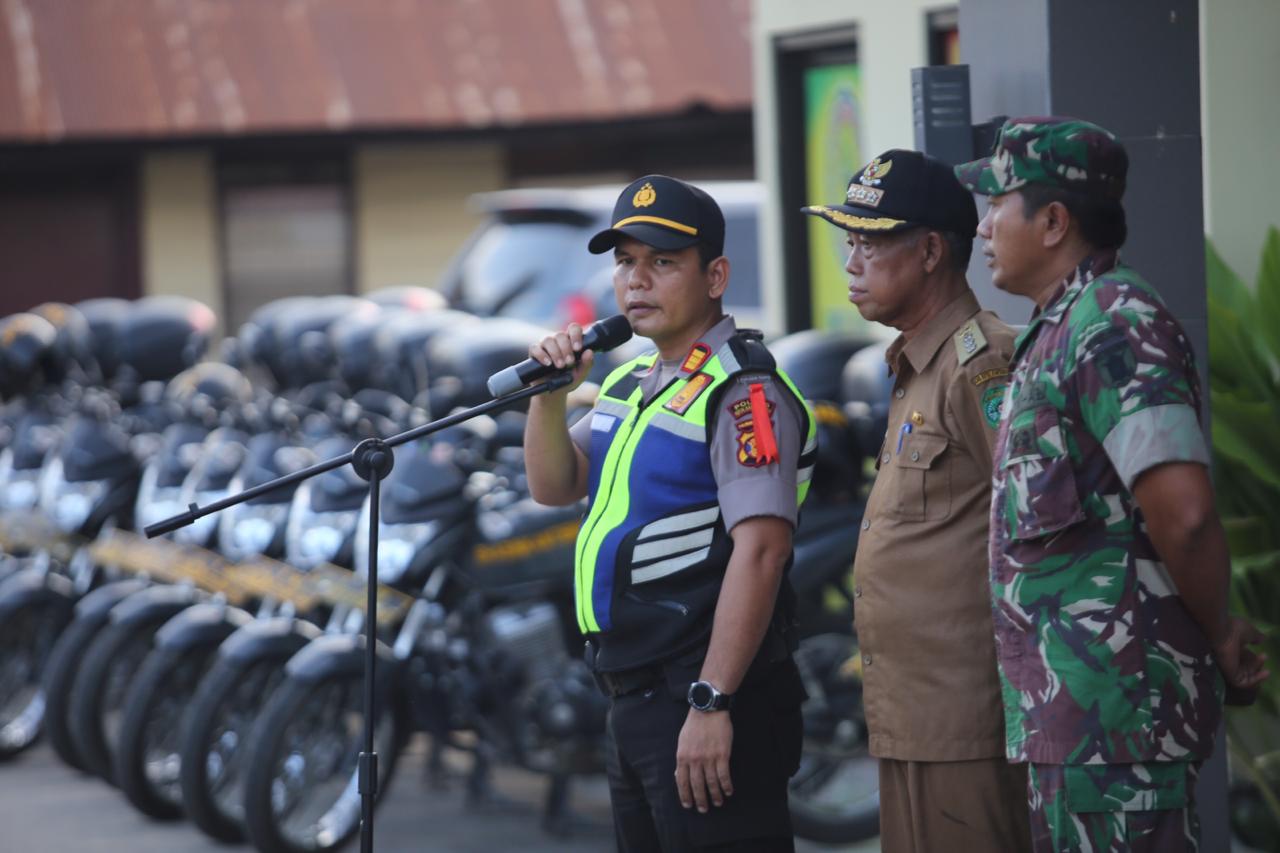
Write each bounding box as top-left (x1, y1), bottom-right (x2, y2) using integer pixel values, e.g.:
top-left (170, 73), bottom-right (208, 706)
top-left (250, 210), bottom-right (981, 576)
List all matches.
top-left (632, 182), bottom-right (657, 208)
top-left (681, 343), bottom-right (711, 374)
top-left (860, 157), bottom-right (893, 186)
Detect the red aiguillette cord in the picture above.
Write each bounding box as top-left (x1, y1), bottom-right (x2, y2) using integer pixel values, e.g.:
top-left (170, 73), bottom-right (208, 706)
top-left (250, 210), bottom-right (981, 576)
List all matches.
top-left (748, 382), bottom-right (778, 465)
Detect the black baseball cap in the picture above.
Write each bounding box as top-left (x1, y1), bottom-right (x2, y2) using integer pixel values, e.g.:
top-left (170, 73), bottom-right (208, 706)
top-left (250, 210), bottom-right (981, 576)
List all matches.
top-left (803, 149), bottom-right (978, 237)
top-left (588, 175), bottom-right (726, 257)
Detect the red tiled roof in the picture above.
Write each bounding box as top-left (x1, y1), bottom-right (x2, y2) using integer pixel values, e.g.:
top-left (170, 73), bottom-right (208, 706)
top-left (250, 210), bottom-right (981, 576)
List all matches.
top-left (0, 0), bottom-right (752, 142)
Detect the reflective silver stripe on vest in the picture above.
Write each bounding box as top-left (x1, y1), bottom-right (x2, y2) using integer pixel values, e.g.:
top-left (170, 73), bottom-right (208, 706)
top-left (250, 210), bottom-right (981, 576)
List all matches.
top-left (632, 527), bottom-right (715, 563)
top-left (595, 399), bottom-right (634, 419)
top-left (798, 465), bottom-right (814, 484)
top-left (632, 547), bottom-right (712, 585)
top-left (803, 434), bottom-right (818, 455)
top-left (648, 412), bottom-right (705, 442)
top-left (637, 506), bottom-right (721, 541)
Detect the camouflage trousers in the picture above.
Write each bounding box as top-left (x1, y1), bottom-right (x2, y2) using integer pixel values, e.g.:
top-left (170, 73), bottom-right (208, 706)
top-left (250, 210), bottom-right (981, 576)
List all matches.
top-left (1027, 762), bottom-right (1201, 852)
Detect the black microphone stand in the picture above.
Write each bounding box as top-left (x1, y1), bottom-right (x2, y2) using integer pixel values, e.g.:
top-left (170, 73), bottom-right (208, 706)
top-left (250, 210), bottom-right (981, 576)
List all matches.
top-left (145, 372), bottom-right (575, 853)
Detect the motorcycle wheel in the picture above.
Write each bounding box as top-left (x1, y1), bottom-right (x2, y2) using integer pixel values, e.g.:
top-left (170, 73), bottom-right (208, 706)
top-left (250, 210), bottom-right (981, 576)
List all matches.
top-left (0, 596), bottom-right (71, 760)
top-left (242, 671), bottom-right (405, 853)
top-left (114, 643), bottom-right (219, 819)
top-left (68, 618), bottom-right (163, 783)
top-left (789, 631), bottom-right (880, 844)
top-left (180, 654), bottom-right (291, 843)
top-left (42, 608), bottom-right (113, 771)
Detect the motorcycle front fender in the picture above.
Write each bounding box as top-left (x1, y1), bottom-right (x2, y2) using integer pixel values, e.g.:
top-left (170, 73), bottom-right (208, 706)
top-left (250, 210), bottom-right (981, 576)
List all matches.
top-left (0, 567), bottom-right (75, 619)
top-left (217, 615), bottom-right (323, 665)
top-left (107, 583), bottom-right (201, 629)
top-left (284, 632), bottom-right (401, 686)
top-left (71, 578), bottom-right (150, 621)
top-left (153, 601), bottom-right (254, 653)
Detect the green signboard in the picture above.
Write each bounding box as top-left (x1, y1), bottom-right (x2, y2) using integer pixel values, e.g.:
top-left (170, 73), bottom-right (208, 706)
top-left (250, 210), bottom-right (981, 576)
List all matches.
top-left (803, 63), bottom-right (868, 333)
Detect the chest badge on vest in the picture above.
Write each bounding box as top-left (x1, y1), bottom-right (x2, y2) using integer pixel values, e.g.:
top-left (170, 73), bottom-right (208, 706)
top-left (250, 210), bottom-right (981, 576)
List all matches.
top-left (664, 373), bottom-right (712, 415)
top-left (954, 319), bottom-right (989, 365)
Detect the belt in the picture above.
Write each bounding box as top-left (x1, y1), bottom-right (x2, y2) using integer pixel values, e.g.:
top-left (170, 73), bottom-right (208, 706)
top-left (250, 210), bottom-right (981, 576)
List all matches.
top-left (594, 662), bottom-right (666, 698)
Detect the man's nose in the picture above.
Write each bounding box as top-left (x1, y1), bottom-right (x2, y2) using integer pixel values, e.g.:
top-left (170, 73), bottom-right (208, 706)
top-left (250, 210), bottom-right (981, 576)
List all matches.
top-left (977, 207), bottom-right (993, 239)
top-left (845, 247), bottom-right (862, 276)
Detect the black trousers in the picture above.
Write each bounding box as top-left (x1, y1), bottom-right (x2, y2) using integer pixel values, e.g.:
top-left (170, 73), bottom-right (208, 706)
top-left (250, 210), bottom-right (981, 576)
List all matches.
top-left (604, 660), bottom-right (805, 853)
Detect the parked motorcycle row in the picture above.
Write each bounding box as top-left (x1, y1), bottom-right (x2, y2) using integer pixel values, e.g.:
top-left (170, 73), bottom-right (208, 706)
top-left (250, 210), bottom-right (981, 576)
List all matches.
top-left (0, 291), bottom-right (891, 851)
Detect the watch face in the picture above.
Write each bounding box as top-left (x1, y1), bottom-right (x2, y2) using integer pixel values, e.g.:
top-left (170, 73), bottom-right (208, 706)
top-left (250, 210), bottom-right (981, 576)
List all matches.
top-left (688, 682), bottom-right (714, 709)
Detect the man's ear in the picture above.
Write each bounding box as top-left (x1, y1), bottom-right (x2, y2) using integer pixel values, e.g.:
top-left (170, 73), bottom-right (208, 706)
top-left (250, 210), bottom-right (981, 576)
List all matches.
top-left (707, 256), bottom-right (730, 300)
top-left (921, 232), bottom-right (943, 275)
top-left (1041, 201), bottom-right (1072, 249)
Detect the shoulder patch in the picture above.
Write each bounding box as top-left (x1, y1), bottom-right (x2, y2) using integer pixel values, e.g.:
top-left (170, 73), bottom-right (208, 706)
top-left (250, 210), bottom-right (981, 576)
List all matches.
top-left (981, 384), bottom-right (1006, 428)
top-left (954, 319), bottom-right (988, 365)
top-left (972, 367), bottom-right (1010, 386)
top-left (664, 373), bottom-right (713, 415)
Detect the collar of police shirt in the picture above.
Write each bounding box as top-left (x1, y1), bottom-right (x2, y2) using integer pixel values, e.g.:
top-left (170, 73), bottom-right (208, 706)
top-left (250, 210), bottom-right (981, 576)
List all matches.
top-left (635, 314), bottom-right (738, 401)
top-left (885, 289), bottom-right (983, 377)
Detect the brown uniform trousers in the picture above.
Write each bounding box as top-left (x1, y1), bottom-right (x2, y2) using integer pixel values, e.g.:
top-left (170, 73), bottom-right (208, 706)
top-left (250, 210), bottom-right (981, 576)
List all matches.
top-left (852, 290), bottom-right (1030, 853)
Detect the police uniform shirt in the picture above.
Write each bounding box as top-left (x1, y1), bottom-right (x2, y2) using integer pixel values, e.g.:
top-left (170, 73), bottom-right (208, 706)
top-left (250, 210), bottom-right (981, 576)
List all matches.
top-left (852, 289), bottom-right (1016, 762)
top-left (569, 315), bottom-right (804, 530)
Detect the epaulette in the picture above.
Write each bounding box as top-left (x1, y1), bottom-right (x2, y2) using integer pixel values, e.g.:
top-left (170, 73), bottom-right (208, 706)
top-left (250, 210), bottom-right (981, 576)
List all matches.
top-left (726, 331), bottom-right (776, 374)
top-left (953, 319), bottom-right (989, 366)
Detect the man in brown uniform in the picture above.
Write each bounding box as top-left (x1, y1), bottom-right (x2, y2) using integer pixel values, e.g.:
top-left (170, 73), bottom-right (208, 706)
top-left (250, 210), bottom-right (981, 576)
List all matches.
top-left (804, 149), bottom-right (1030, 852)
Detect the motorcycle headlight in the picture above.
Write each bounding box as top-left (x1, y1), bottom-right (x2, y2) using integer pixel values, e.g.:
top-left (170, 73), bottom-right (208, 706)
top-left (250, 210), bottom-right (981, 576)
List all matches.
top-left (217, 484), bottom-right (290, 561)
top-left (38, 457), bottom-right (111, 533)
top-left (352, 499), bottom-right (439, 585)
top-left (284, 481), bottom-right (358, 571)
top-left (1, 469), bottom-right (41, 511)
top-left (135, 486), bottom-right (187, 535)
top-left (134, 464), bottom-right (189, 535)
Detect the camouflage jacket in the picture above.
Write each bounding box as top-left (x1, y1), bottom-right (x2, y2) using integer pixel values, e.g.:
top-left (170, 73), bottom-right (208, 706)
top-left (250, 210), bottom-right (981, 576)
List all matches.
top-left (989, 251), bottom-right (1222, 765)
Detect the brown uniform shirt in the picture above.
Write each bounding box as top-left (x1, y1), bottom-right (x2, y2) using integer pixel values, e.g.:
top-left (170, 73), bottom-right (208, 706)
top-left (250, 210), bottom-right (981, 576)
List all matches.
top-left (853, 290), bottom-right (1015, 762)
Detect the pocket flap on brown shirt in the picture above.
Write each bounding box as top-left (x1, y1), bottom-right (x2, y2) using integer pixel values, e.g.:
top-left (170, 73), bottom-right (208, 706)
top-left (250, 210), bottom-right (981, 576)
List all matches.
top-left (897, 433), bottom-right (947, 469)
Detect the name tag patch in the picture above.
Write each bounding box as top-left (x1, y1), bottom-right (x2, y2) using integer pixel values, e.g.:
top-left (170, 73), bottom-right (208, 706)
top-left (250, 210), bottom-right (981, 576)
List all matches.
top-left (591, 413), bottom-right (617, 432)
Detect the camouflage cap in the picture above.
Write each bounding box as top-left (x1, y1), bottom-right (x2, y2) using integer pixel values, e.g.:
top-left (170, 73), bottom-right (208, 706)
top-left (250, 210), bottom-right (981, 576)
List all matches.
top-left (954, 117), bottom-right (1128, 200)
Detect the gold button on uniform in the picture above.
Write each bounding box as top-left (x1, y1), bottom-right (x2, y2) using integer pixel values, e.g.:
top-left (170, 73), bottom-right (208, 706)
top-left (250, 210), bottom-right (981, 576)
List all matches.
top-left (910, 450), bottom-right (920, 462)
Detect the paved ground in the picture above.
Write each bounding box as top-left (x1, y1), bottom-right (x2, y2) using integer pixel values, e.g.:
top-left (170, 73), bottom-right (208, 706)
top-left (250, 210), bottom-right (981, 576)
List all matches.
top-left (0, 736), bottom-right (882, 852)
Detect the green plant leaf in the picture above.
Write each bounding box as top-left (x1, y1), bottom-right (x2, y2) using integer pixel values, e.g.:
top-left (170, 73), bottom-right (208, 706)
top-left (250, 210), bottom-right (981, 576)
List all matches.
top-left (1208, 238), bottom-right (1255, 319)
top-left (1211, 390), bottom-right (1280, 489)
top-left (1257, 226), bottom-right (1280, 366)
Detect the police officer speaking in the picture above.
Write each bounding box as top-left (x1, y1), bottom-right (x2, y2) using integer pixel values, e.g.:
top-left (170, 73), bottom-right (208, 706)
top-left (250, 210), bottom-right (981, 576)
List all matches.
top-left (523, 175), bottom-right (816, 852)
top-left (804, 150), bottom-right (1031, 852)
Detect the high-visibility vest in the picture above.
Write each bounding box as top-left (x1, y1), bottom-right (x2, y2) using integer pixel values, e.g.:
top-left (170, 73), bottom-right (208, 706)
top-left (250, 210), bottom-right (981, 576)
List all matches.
top-left (575, 333), bottom-right (816, 672)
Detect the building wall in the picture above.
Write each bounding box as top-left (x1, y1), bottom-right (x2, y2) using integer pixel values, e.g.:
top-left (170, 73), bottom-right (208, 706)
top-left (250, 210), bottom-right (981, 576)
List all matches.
top-left (1200, 0), bottom-right (1280, 286)
top-left (353, 142), bottom-right (505, 293)
top-left (140, 150), bottom-right (222, 324)
top-left (753, 0), bottom-right (944, 331)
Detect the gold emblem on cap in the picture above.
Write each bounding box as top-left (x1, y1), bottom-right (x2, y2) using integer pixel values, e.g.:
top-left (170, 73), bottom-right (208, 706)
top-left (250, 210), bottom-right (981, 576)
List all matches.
top-left (910, 411), bottom-right (924, 426)
top-left (859, 157), bottom-right (893, 187)
top-left (632, 182), bottom-right (657, 208)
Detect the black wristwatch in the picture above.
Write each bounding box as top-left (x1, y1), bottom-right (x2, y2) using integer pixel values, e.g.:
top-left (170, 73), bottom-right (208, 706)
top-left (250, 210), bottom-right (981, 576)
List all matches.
top-left (687, 680), bottom-right (734, 712)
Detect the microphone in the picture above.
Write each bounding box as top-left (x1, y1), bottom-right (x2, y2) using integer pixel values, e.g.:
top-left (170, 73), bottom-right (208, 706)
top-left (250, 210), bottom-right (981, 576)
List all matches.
top-left (487, 314), bottom-right (633, 398)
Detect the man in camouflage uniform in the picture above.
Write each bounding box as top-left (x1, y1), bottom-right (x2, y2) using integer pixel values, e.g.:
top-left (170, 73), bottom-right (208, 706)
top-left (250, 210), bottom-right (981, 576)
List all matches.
top-left (804, 150), bottom-right (1030, 852)
top-left (955, 117), bottom-right (1270, 852)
